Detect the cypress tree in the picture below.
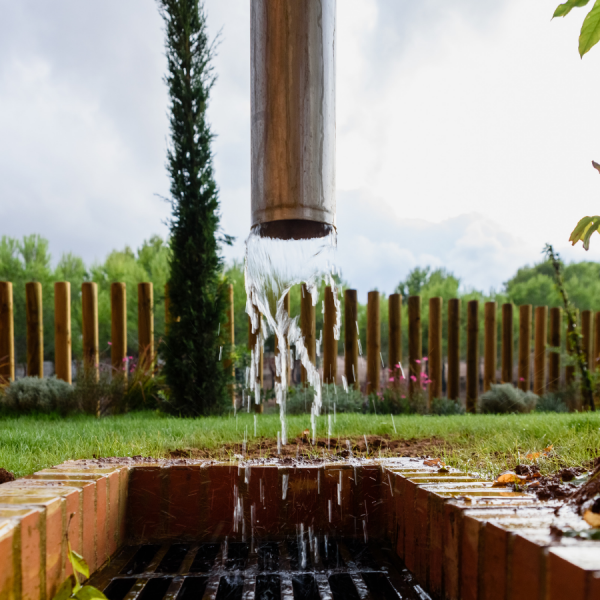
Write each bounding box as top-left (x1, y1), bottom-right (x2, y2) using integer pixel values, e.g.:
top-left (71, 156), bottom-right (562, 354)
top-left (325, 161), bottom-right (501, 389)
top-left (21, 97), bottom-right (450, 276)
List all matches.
top-left (158, 0), bottom-right (231, 415)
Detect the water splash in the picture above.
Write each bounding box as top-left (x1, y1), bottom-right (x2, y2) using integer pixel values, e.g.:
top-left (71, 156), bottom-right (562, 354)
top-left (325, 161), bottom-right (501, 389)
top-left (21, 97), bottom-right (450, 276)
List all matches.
top-left (245, 226), bottom-right (339, 445)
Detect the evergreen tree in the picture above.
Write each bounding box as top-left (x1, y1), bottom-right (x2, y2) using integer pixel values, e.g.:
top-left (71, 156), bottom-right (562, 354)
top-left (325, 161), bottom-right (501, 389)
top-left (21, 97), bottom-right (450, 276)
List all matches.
top-left (158, 0), bottom-right (230, 415)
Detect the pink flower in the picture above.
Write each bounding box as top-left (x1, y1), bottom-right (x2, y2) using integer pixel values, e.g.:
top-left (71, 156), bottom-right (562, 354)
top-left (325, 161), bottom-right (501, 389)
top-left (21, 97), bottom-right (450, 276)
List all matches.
top-left (395, 363), bottom-right (401, 369)
top-left (415, 359), bottom-right (421, 364)
top-left (400, 375), bottom-right (405, 380)
top-left (410, 375), bottom-right (417, 382)
top-left (423, 357), bottom-right (428, 362)
top-left (401, 395), bottom-right (406, 399)
top-left (389, 377), bottom-right (395, 382)
top-left (108, 341), bottom-right (112, 346)
top-left (122, 357), bottom-right (127, 362)
top-left (519, 377), bottom-right (525, 381)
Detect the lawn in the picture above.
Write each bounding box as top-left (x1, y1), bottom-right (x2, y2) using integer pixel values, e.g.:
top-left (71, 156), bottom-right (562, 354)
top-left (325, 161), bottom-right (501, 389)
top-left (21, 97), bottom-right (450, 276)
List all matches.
top-left (0, 411), bottom-right (598, 479)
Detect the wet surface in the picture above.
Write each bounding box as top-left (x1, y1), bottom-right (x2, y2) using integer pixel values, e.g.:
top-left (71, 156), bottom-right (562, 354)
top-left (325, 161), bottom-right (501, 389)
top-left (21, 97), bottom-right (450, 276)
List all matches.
top-left (91, 539), bottom-right (432, 600)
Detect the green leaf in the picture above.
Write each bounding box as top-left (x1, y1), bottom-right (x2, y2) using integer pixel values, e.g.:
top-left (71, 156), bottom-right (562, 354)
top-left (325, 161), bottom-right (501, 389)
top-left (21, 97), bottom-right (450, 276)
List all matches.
top-left (74, 586), bottom-right (109, 600)
top-left (579, 0), bottom-right (600, 56)
top-left (68, 547), bottom-right (90, 580)
top-left (582, 219), bottom-right (600, 250)
top-left (554, 0), bottom-right (591, 18)
top-left (569, 216), bottom-right (600, 250)
top-left (52, 576), bottom-right (75, 600)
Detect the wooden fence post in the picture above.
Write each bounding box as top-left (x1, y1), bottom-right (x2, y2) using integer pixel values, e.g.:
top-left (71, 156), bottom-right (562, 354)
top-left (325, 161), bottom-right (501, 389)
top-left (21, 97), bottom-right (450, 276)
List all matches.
top-left (0, 282), bottom-right (14, 383)
top-left (54, 282), bottom-right (71, 383)
top-left (111, 283), bottom-right (127, 379)
top-left (367, 291), bottom-right (380, 395)
top-left (323, 286), bottom-right (338, 384)
top-left (301, 284), bottom-right (316, 386)
top-left (518, 305), bottom-right (532, 391)
top-left (248, 313), bottom-right (264, 412)
top-left (548, 307), bottom-right (562, 391)
top-left (533, 306), bottom-right (548, 395)
top-left (447, 298), bottom-right (460, 400)
top-left (389, 293), bottom-right (402, 384)
top-left (484, 302), bottom-right (497, 392)
top-left (138, 282), bottom-right (154, 370)
top-left (582, 310), bottom-right (593, 370)
top-left (82, 282), bottom-right (99, 381)
top-left (501, 303), bottom-right (514, 384)
top-left (428, 297), bottom-right (442, 402)
top-left (566, 311), bottom-right (577, 387)
top-left (408, 296), bottom-right (422, 397)
top-left (466, 300), bottom-right (479, 412)
top-left (344, 289), bottom-right (359, 390)
top-left (26, 282), bottom-right (43, 378)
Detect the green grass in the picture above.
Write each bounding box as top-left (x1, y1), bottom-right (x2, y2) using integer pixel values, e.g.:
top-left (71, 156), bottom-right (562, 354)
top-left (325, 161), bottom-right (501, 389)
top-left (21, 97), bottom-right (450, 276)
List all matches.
top-left (0, 411), bottom-right (599, 479)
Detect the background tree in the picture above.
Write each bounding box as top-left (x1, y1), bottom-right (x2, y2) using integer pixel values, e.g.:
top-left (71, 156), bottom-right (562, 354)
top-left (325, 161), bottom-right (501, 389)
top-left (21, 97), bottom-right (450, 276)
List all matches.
top-left (158, 0), bottom-right (231, 415)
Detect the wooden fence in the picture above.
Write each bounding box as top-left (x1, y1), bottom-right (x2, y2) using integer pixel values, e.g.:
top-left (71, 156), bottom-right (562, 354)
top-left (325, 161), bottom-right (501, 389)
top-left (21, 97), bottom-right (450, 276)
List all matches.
top-left (1, 280), bottom-right (596, 413)
top-left (0, 281), bottom-right (167, 384)
top-left (294, 289), bottom-right (597, 412)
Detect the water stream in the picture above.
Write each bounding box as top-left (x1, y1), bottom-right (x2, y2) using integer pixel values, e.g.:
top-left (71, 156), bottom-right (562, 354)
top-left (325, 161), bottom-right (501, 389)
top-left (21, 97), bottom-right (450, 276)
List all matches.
top-left (244, 226), bottom-right (341, 445)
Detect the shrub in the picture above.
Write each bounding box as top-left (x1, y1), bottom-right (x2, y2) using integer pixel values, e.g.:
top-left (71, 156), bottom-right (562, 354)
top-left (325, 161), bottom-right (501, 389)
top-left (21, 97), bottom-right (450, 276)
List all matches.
top-left (535, 393), bottom-right (568, 413)
top-left (431, 398), bottom-right (465, 416)
top-left (282, 384), bottom-right (364, 415)
top-left (368, 387), bottom-right (427, 415)
top-left (479, 384), bottom-right (538, 414)
top-left (0, 376), bottom-right (76, 415)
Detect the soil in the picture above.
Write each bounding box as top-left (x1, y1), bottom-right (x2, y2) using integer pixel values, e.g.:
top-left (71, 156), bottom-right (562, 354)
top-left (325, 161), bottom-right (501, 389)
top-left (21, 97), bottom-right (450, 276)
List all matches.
top-left (512, 458), bottom-right (600, 509)
top-left (169, 434), bottom-right (448, 461)
top-left (0, 468), bottom-right (15, 484)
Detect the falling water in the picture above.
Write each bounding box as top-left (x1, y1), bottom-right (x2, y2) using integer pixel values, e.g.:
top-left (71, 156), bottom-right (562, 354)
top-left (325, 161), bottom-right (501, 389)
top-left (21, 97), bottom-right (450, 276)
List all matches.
top-left (245, 226), bottom-right (340, 445)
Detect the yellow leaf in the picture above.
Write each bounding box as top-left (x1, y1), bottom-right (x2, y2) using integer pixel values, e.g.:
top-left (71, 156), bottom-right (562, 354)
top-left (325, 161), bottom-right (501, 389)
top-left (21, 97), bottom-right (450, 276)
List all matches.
top-left (583, 509), bottom-right (600, 528)
top-left (424, 458), bottom-right (445, 467)
top-left (492, 472), bottom-right (528, 486)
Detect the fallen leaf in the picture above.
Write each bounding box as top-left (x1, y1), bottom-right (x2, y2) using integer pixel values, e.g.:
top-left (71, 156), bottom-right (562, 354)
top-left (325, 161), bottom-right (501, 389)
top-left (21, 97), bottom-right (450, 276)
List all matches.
top-left (302, 429), bottom-right (310, 438)
top-left (583, 509), bottom-right (600, 528)
top-left (593, 160), bottom-right (600, 175)
top-left (526, 452), bottom-right (541, 461)
top-left (527, 481), bottom-right (541, 488)
top-left (543, 445), bottom-right (554, 454)
top-left (424, 458), bottom-right (445, 467)
top-left (492, 472), bottom-right (529, 487)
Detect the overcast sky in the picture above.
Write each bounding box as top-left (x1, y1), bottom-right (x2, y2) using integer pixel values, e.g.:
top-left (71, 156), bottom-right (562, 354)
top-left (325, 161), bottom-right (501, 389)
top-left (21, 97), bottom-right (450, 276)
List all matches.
top-left (1, 0), bottom-right (600, 297)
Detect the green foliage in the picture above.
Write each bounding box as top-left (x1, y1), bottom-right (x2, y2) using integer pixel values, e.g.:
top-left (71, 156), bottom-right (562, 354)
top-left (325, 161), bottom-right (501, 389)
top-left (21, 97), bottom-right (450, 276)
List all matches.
top-left (0, 234), bottom-right (170, 367)
top-left (431, 398), bottom-right (465, 416)
top-left (282, 384), bottom-right (365, 415)
top-left (553, 0), bottom-right (600, 57)
top-left (52, 537), bottom-right (107, 600)
top-left (367, 387), bottom-right (428, 415)
top-left (536, 393), bottom-right (569, 413)
top-left (479, 384), bottom-right (538, 414)
top-left (1, 377), bottom-right (76, 415)
top-left (579, 0), bottom-right (600, 56)
top-left (159, 0), bottom-right (232, 415)
top-left (90, 236), bottom-right (169, 356)
top-left (554, 0), bottom-right (591, 18)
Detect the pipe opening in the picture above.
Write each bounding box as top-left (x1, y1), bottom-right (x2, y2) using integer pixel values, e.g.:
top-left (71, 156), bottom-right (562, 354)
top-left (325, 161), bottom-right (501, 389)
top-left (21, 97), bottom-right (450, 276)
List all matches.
top-left (252, 220), bottom-right (334, 241)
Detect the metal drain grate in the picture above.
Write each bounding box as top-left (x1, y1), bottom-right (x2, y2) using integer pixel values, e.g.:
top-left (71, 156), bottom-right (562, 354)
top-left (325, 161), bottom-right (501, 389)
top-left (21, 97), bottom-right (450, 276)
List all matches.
top-left (90, 540), bottom-right (431, 600)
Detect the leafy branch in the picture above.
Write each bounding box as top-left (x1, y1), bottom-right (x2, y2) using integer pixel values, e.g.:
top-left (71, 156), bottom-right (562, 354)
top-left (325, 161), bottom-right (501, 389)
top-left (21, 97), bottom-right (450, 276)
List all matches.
top-left (544, 244), bottom-right (595, 411)
top-left (553, 0), bottom-right (600, 57)
top-left (52, 515), bottom-right (107, 600)
top-left (569, 162), bottom-right (600, 250)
